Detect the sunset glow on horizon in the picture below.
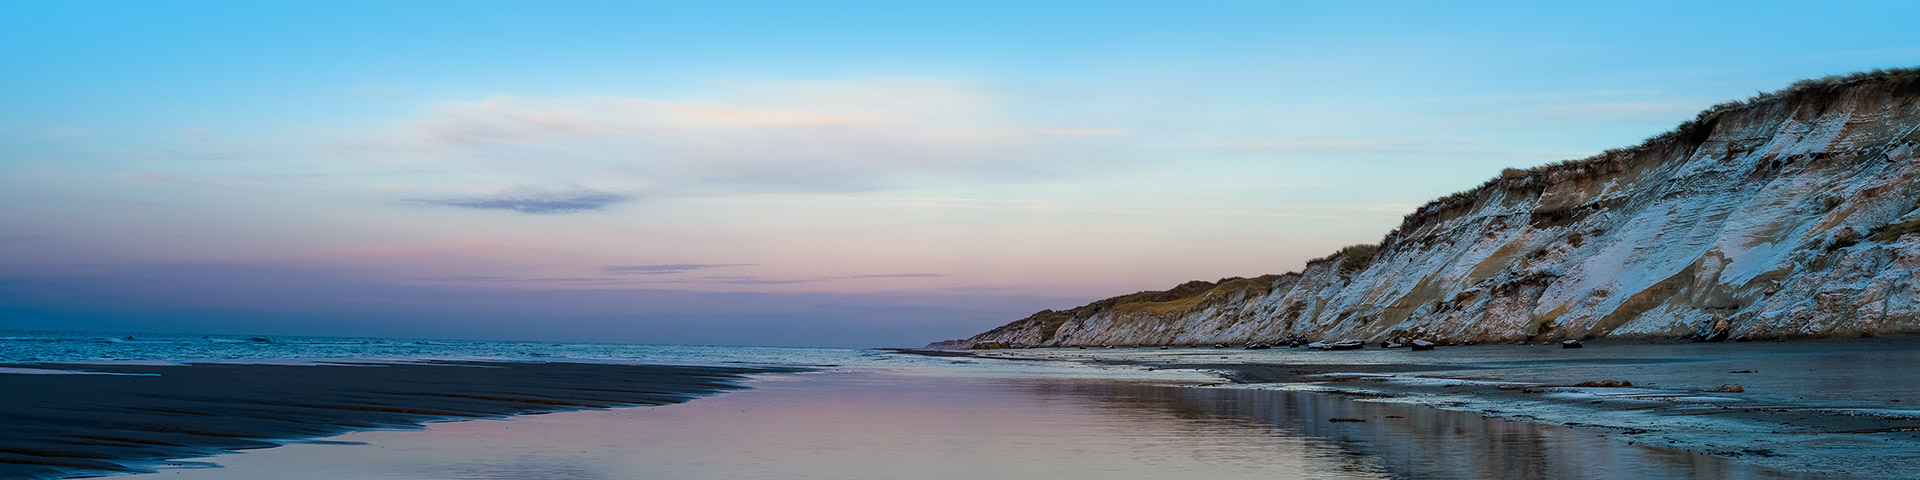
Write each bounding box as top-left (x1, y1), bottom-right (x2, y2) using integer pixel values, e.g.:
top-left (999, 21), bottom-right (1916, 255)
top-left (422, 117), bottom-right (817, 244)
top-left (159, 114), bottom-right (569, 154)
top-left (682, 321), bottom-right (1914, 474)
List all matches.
top-left (5, 1), bottom-right (1918, 346)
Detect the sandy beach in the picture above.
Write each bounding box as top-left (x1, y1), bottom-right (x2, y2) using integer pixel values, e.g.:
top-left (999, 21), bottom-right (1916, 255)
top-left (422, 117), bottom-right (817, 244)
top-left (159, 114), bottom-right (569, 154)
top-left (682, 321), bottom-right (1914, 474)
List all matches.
top-left (0, 361), bottom-right (782, 479)
top-left (1, 339), bottom-right (1910, 479)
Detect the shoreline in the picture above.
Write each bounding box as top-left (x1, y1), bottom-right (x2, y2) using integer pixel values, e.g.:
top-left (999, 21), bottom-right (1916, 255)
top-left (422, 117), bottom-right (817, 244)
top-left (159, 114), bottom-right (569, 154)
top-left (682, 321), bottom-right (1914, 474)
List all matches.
top-left (0, 361), bottom-right (791, 479)
top-left (904, 337), bottom-right (1920, 478)
top-left (7, 341), bottom-right (1911, 479)
top-left (111, 370), bottom-right (1820, 480)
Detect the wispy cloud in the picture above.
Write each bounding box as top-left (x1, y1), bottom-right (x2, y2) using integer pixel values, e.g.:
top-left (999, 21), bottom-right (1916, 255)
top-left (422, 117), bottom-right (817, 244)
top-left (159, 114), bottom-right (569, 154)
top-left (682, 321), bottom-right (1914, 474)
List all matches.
top-left (719, 194), bottom-right (1348, 219)
top-left (326, 241), bottom-right (531, 259)
top-left (1448, 89), bottom-right (1710, 127)
top-left (701, 273), bottom-right (944, 285)
top-left (1163, 139), bottom-right (1584, 159)
top-left (411, 270), bottom-right (941, 289)
top-left (123, 172), bottom-right (248, 190)
top-left (846, 273), bottom-right (943, 279)
top-left (377, 77), bottom-right (1122, 198)
top-left (409, 188), bottom-right (631, 214)
top-left (122, 172), bottom-right (328, 190)
top-left (1182, 139), bottom-right (1424, 153)
top-left (602, 264), bottom-right (755, 275)
top-left (1533, 100), bottom-right (1702, 122)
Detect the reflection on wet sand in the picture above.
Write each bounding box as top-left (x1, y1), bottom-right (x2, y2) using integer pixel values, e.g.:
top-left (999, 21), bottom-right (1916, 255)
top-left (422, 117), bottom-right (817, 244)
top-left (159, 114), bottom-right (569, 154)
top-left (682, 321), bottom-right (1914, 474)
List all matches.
top-left (985, 337), bottom-right (1920, 476)
top-left (1020, 381), bottom-right (1840, 479)
top-left (125, 372), bottom-right (1842, 480)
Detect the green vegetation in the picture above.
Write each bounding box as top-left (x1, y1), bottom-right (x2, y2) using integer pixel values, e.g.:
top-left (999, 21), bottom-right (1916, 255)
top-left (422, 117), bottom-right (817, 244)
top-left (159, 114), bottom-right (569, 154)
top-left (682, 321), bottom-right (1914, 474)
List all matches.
top-left (1109, 276), bottom-right (1275, 316)
top-left (1023, 276), bottom-right (1291, 342)
top-left (1307, 244), bottom-right (1380, 276)
top-left (1112, 292), bottom-right (1208, 316)
top-left (1032, 310), bottom-right (1074, 342)
top-left (1025, 275), bottom-right (1288, 321)
top-left (1394, 67), bottom-right (1920, 237)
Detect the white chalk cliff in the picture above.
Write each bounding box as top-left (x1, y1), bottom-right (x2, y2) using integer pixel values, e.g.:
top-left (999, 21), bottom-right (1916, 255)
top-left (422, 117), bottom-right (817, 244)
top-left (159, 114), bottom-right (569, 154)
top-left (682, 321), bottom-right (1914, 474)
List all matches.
top-left (936, 69), bottom-right (1920, 348)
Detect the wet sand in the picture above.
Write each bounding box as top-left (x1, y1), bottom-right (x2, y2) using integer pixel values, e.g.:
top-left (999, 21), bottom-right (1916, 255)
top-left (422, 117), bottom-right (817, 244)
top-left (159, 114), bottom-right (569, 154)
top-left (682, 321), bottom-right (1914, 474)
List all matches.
top-left (944, 337), bottom-right (1920, 478)
top-left (118, 372), bottom-right (1827, 480)
top-left (0, 361), bottom-right (784, 479)
top-left (7, 340), bottom-right (1911, 479)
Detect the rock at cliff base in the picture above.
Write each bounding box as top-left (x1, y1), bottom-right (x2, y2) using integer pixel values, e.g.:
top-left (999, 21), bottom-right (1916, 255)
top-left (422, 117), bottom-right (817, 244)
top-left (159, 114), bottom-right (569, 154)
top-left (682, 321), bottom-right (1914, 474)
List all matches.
top-left (1572, 379), bottom-right (1634, 388)
top-left (1328, 339), bottom-right (1365, 350)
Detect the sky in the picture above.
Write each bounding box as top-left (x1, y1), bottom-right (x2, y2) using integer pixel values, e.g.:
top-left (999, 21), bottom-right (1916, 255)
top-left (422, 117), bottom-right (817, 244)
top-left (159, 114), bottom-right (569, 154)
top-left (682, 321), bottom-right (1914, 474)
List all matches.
top-left (3, 1), bottom-right (1918, 347)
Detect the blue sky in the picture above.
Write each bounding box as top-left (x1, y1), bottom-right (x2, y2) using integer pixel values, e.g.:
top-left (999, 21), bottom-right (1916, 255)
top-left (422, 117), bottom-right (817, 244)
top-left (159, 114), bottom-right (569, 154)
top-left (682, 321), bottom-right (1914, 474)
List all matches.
top-left (3, 1), bottom-right (1918, 346)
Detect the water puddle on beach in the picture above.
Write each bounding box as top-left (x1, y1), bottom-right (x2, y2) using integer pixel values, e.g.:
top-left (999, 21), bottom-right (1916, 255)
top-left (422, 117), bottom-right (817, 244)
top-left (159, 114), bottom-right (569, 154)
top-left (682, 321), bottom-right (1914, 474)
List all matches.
top-left (121, 371), bottom-right (1825, 480)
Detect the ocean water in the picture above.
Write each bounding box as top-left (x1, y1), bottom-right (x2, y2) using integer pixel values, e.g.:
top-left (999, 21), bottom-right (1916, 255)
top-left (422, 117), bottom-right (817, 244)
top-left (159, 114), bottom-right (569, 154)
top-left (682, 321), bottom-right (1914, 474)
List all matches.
top-left (0, 330), bottom-right (869, 365)
top-left (0, 330), bottom-right (1202, 380)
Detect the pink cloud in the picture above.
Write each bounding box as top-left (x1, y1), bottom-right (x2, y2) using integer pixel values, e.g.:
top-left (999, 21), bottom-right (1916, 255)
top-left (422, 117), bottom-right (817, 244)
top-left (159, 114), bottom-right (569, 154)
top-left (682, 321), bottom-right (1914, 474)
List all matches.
top-left (331, 241), bottom-right (527, 258)
top-left (386, 77), bottom-right (1127, 199)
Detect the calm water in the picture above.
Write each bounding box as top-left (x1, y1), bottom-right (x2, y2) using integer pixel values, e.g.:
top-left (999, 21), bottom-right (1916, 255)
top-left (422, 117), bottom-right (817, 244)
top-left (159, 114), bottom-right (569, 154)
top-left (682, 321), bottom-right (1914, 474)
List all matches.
top-left (119, 372), bottom-right (1818, 480)
top-left (0, 330), bottom-right (1194, 380)
top-left (0, 330), bottom-right (883, 366)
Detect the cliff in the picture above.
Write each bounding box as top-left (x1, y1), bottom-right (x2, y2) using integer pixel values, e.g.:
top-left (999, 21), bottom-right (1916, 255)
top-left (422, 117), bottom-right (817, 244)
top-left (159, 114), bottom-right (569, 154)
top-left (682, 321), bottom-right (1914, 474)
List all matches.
top-left (935, 68), bottom-right (1920, 348)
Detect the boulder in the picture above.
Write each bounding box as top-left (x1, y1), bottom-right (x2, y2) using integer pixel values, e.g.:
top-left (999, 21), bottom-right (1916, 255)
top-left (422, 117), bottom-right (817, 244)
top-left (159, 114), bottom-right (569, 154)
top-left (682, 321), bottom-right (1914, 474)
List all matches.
top-left (1328, 339), bottom-right (1365, 350)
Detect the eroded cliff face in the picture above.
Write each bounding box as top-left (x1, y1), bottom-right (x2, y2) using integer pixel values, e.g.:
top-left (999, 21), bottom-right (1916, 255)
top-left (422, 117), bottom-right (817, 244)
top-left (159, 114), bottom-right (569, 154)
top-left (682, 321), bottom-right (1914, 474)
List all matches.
top-left (935, 70), bottom-right (1920, 348)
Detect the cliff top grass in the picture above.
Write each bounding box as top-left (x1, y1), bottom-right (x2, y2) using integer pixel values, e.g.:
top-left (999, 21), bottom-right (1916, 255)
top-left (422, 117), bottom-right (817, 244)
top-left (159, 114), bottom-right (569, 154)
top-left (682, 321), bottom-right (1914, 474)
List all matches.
top-left (1394, 66), bottom-right (1920, 240)
top-left (1306, 244), bottom-right (1381, 275)
top-left (1018, 275), bottom-right (1285, 325)
top-left (1108, 275), bottom-right (1278, 316)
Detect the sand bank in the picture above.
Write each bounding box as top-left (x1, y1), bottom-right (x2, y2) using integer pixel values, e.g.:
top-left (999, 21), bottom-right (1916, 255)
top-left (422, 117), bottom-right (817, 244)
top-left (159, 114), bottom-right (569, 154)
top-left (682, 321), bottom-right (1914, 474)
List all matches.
top-left (0, 361), bottom-right (784, 479)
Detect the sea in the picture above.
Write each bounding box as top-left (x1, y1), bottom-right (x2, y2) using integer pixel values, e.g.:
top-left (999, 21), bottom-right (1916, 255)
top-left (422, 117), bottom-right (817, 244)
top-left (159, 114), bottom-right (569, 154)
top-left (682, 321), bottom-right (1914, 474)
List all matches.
top-left (0, 329), bottom-right (1202, 381)
top-left (2, 330), bottom-right (1886, 479)
top-left (0, 329), bottom-right (913, 367)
